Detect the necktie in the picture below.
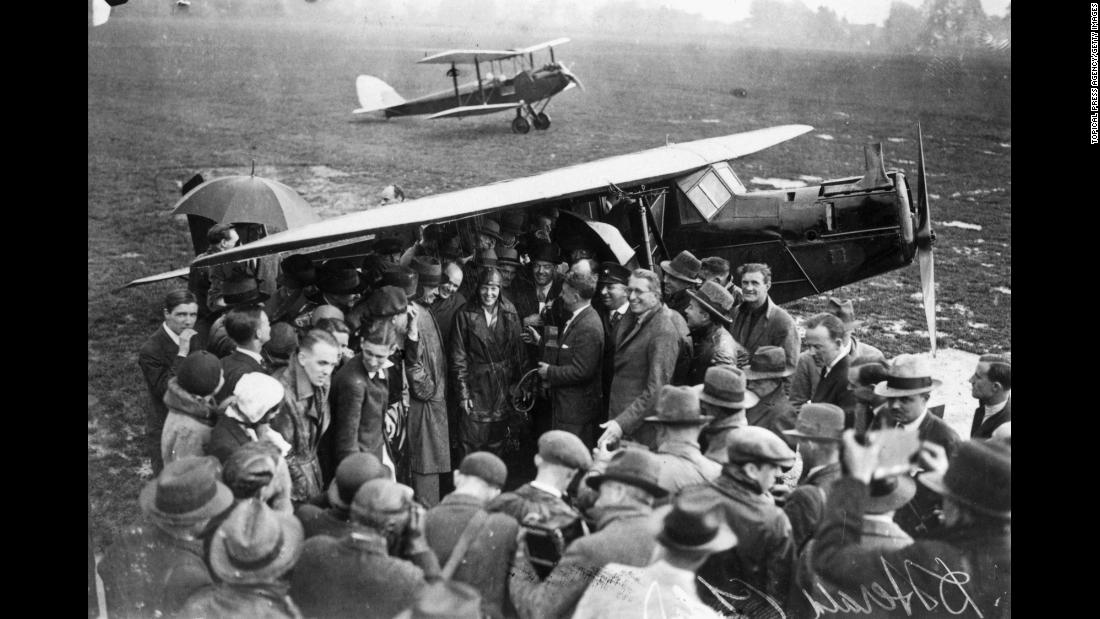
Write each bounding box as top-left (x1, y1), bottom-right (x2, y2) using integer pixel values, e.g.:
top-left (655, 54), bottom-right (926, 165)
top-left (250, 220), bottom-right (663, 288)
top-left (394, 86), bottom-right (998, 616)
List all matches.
top-left (610, 311), bottom-right (622, 328)
top-left (820, 363), bottom-right (829, 382)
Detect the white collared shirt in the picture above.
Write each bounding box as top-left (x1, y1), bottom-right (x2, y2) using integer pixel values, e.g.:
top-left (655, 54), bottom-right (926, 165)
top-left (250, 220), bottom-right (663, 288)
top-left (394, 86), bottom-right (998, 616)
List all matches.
top-left (610, 302), bottom-right (629, 322)
top-left (561, 302), bottom-right (589, 334)
top-left (984, 393), bottom-right (1010, 417)
top-left (235, 347), bottom-right (264, 365)
top-left (825, 340), bottom-right (852, 374)
top-left (901, 410), bottom-right (928, 433)
top-left (368, 358), bottom-right (395, 381)
top-left (163, 322), bottom-right (181, 346)
top-left (529, 479), bottom-right (563, 498)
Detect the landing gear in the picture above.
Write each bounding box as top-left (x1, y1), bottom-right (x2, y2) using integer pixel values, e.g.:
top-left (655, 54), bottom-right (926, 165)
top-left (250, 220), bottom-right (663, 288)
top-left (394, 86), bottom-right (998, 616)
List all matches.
top-left (533, 112), bottom-right (551, 130)
top-left (512, 115), bottom-right (531, 134)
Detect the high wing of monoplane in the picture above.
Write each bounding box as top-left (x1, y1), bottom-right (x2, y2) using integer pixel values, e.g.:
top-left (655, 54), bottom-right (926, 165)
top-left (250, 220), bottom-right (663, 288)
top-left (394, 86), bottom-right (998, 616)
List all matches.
top-left (353, 38), bottom-right (582, 134)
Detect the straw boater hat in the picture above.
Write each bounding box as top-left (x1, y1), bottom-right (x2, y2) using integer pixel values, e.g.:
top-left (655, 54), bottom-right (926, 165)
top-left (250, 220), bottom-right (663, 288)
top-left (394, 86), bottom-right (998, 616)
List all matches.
top-left (653, 487), bottom-right (737, 555)
top-left (865, 474), bottom-right (917, 514)
top-left (208, 499), bottom-right (304, 584)
top-left (919, 439), bottom-right (1011, 520)
top-left (826, 297), bottom-right (864, 329)
top-left (695, 365), bottom-right (759, 410)
top-left (742, 346), bottom-right (795, 381)
top-left (685, 281), bottom-right (735, 326)
top-left (873, 354), bottom-right (943, 397)
top-left (659, 250), bottom-right (703, 284)
top-left (783, 403), bottom-right (845, 442)
top-left (139, 456), bottom-right (234, 527)
top-left (644, 385), bottom-right (713, 425)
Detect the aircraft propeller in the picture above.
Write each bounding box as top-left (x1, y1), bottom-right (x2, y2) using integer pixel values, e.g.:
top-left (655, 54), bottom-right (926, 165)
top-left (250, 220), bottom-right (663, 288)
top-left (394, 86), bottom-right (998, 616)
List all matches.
top-left (914, 121), bottom-right (937, 357)
top-left (553, 62), bottom-right (585, 91)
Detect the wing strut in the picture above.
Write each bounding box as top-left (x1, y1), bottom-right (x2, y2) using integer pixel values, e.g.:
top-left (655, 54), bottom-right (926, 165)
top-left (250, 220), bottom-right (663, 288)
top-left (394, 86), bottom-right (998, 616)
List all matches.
top-left (474, 57), bottom-right (485, 104)
top-left (449, 62), bottom-right (461, 107)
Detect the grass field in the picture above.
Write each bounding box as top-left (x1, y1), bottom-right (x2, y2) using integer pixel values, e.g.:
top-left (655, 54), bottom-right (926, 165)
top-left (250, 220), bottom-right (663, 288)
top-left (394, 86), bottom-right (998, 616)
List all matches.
top-left (88, 16), bottom-right (1010, 551)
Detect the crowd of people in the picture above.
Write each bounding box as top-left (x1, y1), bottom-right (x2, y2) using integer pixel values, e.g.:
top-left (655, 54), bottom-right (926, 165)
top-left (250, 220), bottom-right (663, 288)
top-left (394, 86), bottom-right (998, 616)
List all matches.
top-left (104, 207), bottom-right (1011, 618)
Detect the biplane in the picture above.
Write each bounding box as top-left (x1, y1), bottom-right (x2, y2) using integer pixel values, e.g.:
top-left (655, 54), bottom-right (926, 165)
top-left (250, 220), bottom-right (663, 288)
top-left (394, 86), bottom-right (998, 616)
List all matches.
top-left (177, 124), bottom-right (939, 350)
top-left (353, 38), bottom-right (582, 134)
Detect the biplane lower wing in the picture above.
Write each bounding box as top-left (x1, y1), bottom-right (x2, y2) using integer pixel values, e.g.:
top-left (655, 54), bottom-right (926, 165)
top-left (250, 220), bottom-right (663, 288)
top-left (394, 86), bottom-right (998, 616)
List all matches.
top-left (191, 125), bottom-right (813, 268)
top-left (119, 266), bottom-right (191, 290)
top-left (427, 103), bottom-right (523, 119)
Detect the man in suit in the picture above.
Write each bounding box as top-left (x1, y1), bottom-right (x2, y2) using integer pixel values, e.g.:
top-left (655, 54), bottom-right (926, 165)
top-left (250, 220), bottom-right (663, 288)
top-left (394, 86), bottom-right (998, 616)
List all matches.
top-left (969, 353), bottom-right (1011, 439)
top-left (802, 313), bottom-right (858, 422)
top-left (424, 452), bottom-right (519, 619)
top-left (139, 289), bottom-right (201, 474)
top-left (510, 449), bottom-right (668, 619)
top-left (871, 354), bottom-right (962, 537)
top-left (598, 268), bottom-right (693, 450)
top-left (536, 269), bottom-right (605, 447)
top-left (214, 304), bottom-right (272, 403)
top-left (790, 297), bottom-right (885, 412)
top-left (597, 262), bottom-right (632, 421)
top-left (728, 262), bottom-right (799, 368)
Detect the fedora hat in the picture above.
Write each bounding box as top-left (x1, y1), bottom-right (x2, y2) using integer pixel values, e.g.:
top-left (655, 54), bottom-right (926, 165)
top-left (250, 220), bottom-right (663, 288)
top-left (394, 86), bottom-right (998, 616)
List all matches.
top-left (742, 346), bottom-right (795, 380)
top-left (873, 354), bottom-right (943, 397)
top-left (477, 219), bottom-right (505, 242)
top-left (528, 240), bottom-right (560, 265)
top-left (586, 448), bottom-right (668, 499)
top-left (865, 474), bottom-right (917, 514)
top-left (685, 281), bottom-right (735, 326)
top-left (695, 365), bottom-right (759, 410)
top-left (365, 285), bottom-right (408, 318)
top-left (222, 276), bottom-right (270, 306)
top-left (645, 385), bottom-right (713, 425)
top-left (262, 322), bottom-right (299, 361)
top-left (208, 499), bottom-right (304, 584)
top-left (394, 581), bottom-right (483, 619)
top-left (920, 439), bottom-right (1011, 519)
top-left (410, 256), bottom-right (442, 287)
top-left (327, 453), bottom-right (390, 510)
top-left (383, 264), bottom-right (419, 297)
top-left (139, 456), bottom-right (234, 527)
top-left (222, 441), bottom-right (280, 500)
top-left (659, 250), bottom-right (703, 284)
top-left (476, 248), bottom-right (499, 267)
top-left (598, 261), bottom-right (631, 286)
top-left (826, 297), bottom-right (863, 329)
top-left (655, 487), bottom-right (737, 555)
top-left (783, 403), bottom-right (845, 442)
top-left (317, 259), bottom-right (362, 295)
top-left (495, 246), bottom-right (522, 267)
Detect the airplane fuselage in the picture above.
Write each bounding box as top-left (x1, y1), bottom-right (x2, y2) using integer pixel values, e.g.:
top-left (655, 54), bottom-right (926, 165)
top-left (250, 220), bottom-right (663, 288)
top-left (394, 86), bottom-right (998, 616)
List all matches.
top-left (383, 68), bottom-right (571, 117)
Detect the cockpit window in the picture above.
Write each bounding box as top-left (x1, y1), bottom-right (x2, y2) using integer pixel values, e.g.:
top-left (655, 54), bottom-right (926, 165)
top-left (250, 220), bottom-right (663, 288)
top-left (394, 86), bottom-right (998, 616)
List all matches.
top-left (677, 164), bottom-right (742, 222)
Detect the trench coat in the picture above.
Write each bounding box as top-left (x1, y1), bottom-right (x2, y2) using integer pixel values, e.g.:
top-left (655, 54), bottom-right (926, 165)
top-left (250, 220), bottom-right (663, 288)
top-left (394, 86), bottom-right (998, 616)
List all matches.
top-left (160, 377), bottom-right (218, 465)
top-left (609, 304), bottom-right (692, 448)
top-left (450, 297), bottom-right (528, 423)
top-left (406, 300), bottom-right (450, 474)
top-left (543, 305), bottom-right (604, 426)
top-left (270, 358), bottom-right (330, 505)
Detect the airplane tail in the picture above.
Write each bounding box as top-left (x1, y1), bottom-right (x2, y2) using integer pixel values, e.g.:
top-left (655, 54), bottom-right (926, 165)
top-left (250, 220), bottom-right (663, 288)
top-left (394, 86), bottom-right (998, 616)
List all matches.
top-left (354, 75), bottom-right (406, 114)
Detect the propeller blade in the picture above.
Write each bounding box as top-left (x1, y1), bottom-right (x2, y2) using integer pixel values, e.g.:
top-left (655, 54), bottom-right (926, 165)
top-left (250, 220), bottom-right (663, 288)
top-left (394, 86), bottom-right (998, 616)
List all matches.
top-left (914, 121), bottom-right (936, 356)
top-left (919, 247), bottom-right (936, 357)
top-left (559, 65), bottom-right (585, 91)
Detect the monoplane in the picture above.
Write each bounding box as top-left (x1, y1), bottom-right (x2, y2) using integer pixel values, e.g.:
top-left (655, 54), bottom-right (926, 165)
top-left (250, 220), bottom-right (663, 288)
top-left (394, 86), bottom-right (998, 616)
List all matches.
top-left (353, 38), bottom-right (582, 134)
top-left (183, 124), bottom-right (939, 351)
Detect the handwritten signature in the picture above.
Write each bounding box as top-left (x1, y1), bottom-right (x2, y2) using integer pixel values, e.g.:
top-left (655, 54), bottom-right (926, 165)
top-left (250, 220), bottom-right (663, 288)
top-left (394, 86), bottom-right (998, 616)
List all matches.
top-left (698, 556), bottom-right (983, 618)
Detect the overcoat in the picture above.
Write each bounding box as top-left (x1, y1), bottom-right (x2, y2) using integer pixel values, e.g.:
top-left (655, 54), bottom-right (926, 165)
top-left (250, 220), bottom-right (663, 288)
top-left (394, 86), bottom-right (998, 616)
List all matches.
top-left (746, 386), bottom-right (799, 450)
top-left (687, 322), bottom-right (741, 387)
top-left (653, 440), bottom-right (722, 495)
top-left (424, 493), bottom-right (521, 619)
top-left (330, 354), bottom-right (391, 467)
top-left (450, 297), bottom-right (528, 423)
top-left (509, 504), bottom-right (658, 619)
top-left (161, 377), bottom-right (218, 465)
top-left (609, 304), bottom-right (692, 447)
top-left (543, 305), bottom-right (604, 426)
top-left (728, 296), bottom-right (800, 363)
top-left (406, 300), bottom-right (450, 474)
top-left (270, 358), bottom-right (330, 505)
top-left (98, 524), bottom-right (212, 618)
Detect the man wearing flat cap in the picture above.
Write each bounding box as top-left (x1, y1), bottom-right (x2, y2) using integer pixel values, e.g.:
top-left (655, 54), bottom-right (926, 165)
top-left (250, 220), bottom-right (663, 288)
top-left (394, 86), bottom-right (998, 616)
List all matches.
top-left (813, 433), bottom-right (1010, 618)
top-left (659, 249), bottom-right (704, 317)
top-left (646, 385), bottom-right (722, 494)
top-left (790, 297), bottom-right (885, 412)
top-left (695, 426), bottom-right (797, 616)
top-left (780, 403), bottom-right (846, 552)
top-left (696, 365), bottom-right (759, 463)
top-left (296, 452), bottom-right (390, 539)
top-left (743, 346), bottom-right (799, 449)
top-left (728, 262), bottom-right (800, 368)
top-left (99, 456), bottom-right (233, 618)
top-left (424, 452), bottom-right (520, 619)
top-left (511, 448), bottom-right (667, 619)
top-left (969, 352), bottom-right (1011, 439)
top-left (487, 430), bottom-right (589, 534)
top-left (684, 280), bottom-right (744, 386)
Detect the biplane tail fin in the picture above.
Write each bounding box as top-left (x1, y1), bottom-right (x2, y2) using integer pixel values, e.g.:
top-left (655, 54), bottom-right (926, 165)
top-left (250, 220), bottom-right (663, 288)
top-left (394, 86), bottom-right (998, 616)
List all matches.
top-left (354, 75), bottom-right (406, 114)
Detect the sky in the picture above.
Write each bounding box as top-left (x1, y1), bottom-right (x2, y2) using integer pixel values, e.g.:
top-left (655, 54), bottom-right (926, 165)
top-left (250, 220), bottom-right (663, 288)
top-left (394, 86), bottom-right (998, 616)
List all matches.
top-left (666, 0), bottom-right (1009, 26)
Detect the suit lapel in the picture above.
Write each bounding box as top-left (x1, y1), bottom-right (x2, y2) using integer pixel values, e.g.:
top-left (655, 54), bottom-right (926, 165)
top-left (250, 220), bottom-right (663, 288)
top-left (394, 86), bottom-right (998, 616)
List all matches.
top-left (616, 307), bottom-right (656, 351)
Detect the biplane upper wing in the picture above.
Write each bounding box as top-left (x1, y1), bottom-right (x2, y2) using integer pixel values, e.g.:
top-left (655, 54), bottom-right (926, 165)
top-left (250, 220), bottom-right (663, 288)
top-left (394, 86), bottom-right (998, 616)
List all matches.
top-left (191, 125), bottom-right (813, 268)
top-left (417, 38), bottom-right (571, 65)
top-left (426, 103), bottom-right (523, 119)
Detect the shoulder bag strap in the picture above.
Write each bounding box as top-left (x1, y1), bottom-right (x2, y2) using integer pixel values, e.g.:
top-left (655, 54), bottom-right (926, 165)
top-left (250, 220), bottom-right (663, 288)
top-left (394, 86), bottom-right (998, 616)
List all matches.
top-left (441, 509), bottom-right (490, 581)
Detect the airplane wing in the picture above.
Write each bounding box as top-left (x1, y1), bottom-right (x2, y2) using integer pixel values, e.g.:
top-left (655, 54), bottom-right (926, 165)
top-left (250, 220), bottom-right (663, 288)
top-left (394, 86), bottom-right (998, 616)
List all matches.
top-left (417, 38), bottom-right (570, 65)
top-left (192, 125), bottom-right (813, 268)
top-left (119, 266), bottom-right (190, 290)
top-left (426, 103), bottom-right (523, 119)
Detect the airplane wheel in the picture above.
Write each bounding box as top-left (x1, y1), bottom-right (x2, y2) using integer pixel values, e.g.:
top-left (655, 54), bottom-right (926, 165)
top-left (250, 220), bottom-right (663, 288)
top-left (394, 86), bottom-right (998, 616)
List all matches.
top-left (533, 112), bottom-right (551, 130)
top-left (512, 116), bottom-right (531, 134)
